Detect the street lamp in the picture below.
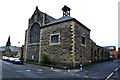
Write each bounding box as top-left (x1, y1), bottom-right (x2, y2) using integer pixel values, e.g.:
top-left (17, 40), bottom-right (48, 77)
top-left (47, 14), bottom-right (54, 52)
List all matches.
top-left (80, 33), bottom-right (85, 70)
top-left (80, 45), bottom-right (84, 70)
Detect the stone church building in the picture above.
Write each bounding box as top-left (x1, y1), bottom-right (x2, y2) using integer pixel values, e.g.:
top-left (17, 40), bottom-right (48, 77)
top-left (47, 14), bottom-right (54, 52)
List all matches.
top-left (24, 6), bottom-right (109, 68)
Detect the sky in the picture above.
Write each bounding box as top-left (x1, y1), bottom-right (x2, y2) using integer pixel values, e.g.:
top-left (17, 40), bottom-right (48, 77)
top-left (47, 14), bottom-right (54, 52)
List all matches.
top-left (0, 0), bottom-right (119, 50)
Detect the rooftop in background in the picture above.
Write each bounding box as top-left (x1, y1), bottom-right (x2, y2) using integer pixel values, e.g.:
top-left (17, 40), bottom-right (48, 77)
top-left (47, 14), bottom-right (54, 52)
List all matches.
top-left (0, 46), bottom-right (20, 52)
top-left (104, 46), bottom-right (116, 51)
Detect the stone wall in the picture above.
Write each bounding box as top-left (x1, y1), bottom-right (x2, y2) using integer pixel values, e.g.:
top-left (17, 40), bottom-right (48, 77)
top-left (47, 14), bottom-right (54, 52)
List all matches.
top-left (25, 22), bottom-right (40, 62)
top-left (40, 21), bottom-right (74, 67)
top-left (74, 22), bottom-right (91, 66)
top-left (40, 20), bottom-right (92, 67)
top-left (24, 8), bottom-right (55, 62)
top-left (23, 30), bottom-right (28, 61)
top-left (90, 40), bottom-right (110, 63)
top-left (90, 39), bottom-right (97, 63)
top-left (26, 44), bottom-right (39, 62)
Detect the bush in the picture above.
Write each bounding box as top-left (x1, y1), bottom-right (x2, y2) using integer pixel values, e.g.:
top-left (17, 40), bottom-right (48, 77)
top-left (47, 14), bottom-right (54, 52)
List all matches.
top-left (40, 53), bottom-right (50, 64)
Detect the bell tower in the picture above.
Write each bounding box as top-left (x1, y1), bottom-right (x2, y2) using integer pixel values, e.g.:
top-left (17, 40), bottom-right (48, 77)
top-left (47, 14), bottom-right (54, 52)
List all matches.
top-left (62, 5), bottom-right (71, 17)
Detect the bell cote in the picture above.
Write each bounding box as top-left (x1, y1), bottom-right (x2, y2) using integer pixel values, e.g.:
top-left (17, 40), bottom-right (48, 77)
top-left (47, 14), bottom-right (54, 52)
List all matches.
top-left (62, 5), bottom-right (71, 17)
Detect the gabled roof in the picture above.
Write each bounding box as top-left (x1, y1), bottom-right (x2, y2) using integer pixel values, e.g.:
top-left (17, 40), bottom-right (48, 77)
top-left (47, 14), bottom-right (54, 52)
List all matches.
top-left (9, 46), bottom-right (20, 52)
top-left (31, 6), bottom-right (42, 19)
top-left (46, 14), bottom-right (56, 23)
top-left (62, 5), bottom-right (71, 11)
top-left (0, 46), bottom-right (5, 51)
top-left (0, 46), bottom-right (20, 52)
top-left (30, 6), bottom-right (56, 23)
top-left (42, 16), bottom-right (91, 31)
top-left (44, 16), bottom-right (74, 26)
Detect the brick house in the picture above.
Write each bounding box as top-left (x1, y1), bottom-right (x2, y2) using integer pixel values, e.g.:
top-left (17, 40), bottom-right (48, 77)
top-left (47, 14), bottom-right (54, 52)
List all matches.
top-left (24, 6), bottom-right (109, 68)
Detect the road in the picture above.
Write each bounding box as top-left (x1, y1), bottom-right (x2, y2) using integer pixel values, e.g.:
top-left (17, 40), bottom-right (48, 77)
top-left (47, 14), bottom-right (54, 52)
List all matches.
top-left (1, 60), bottom-right (120, 80)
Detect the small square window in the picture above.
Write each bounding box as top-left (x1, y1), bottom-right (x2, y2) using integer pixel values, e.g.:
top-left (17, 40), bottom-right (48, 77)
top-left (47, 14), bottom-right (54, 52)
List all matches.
top-left (51, 35), bottom-right (59, 43)
top-left (50, 33), bottom-right (60, 45)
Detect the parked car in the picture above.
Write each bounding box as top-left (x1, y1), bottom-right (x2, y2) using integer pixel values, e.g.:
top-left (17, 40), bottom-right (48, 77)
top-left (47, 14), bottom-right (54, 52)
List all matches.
top-left (8, 56), bottom-right (24, 64)
top-left (2, 56), bottom-right (9, 61)
top-left (8, 57), bottom-right (16, 63)
top-left (13, 57), bottom-right (24, 64)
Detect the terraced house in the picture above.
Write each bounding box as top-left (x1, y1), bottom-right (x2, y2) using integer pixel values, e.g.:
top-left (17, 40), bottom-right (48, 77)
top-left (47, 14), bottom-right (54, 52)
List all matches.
top-left (24, 6), bottom-right (110, 68)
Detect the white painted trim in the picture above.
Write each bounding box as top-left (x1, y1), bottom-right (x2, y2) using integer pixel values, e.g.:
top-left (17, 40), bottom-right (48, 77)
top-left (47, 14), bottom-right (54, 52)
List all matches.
top-left (38, 29), bottom-right (43, 63)
top-left (49, 33), bottom-right (60, 45)
top-left (28, 43), bottom-right (40, 45)
top-left (71, 21), bottom-right (76, 67)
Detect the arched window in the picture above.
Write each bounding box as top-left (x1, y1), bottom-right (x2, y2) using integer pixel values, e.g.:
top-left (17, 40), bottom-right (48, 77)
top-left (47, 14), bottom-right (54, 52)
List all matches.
top-left (30, 22), bottom-right (40, 43)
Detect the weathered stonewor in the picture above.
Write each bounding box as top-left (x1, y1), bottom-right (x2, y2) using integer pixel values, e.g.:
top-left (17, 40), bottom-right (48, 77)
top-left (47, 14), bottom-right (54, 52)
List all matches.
top-left (40, 21), bottom-right (73, 67)
top-left (24, 6), bottom-right (55, 62)
top-left (40, 19), bottom-right (91, 68)
top-left (74, 22), bottom-right (91, 66)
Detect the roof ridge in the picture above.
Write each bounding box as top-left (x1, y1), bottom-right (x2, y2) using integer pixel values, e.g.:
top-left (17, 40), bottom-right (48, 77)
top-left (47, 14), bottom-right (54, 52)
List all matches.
top-left (43, 16), bottom-right (74, 27)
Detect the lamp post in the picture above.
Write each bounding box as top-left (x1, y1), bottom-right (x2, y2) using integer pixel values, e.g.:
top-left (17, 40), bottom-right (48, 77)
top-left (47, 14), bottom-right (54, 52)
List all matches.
top-left (80, 33), bottom-right (85, 70)
top-left (81, 45), bottom-right (84, 70)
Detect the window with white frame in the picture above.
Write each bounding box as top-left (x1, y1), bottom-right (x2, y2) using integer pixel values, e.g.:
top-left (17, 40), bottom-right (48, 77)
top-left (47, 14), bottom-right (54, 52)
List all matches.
top-left (50, 33), bottom-right (60, 45)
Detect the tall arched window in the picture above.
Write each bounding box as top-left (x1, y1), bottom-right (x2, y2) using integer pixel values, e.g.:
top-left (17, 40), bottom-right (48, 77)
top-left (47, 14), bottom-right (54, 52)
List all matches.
top-left (30, 22), bottom-right (40, 43)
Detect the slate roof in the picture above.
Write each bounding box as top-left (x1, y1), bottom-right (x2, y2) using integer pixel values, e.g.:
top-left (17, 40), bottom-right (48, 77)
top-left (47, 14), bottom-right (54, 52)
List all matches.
top-left (46, 14), bottom-right (56, 22)
top-left (0, 47), bottom-right (5, 52)
top-left (0, 46), bottom-right (20, 52)
top-left (42, 16), bottom-right (91, 31)
top-left (9, 46), bottom-right (20, 52)
top-left (44, 16), bottom-right (74, 26)
top-left (30, 6), bottom-right (56, 23)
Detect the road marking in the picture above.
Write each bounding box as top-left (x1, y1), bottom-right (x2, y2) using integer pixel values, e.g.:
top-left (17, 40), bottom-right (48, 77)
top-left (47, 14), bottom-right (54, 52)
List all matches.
top-left (115, 68), bottom-right (118, 71)
top-left (36, 69), bottom-right (42, 71)
top-left (105, 66), bottom-right (119, 80)
top-left (91, 77), bottom-right (96, 79)
top-left (83, 76), bottom-right (89, 78)
top-left (26, 70), bottom-right (31, 72)
top-left (16, 69), bottom-right (32, 73)
top-left (16, 71), bottom-right (23, 72)
top-left (105, 72), bottom-right (114, 80)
